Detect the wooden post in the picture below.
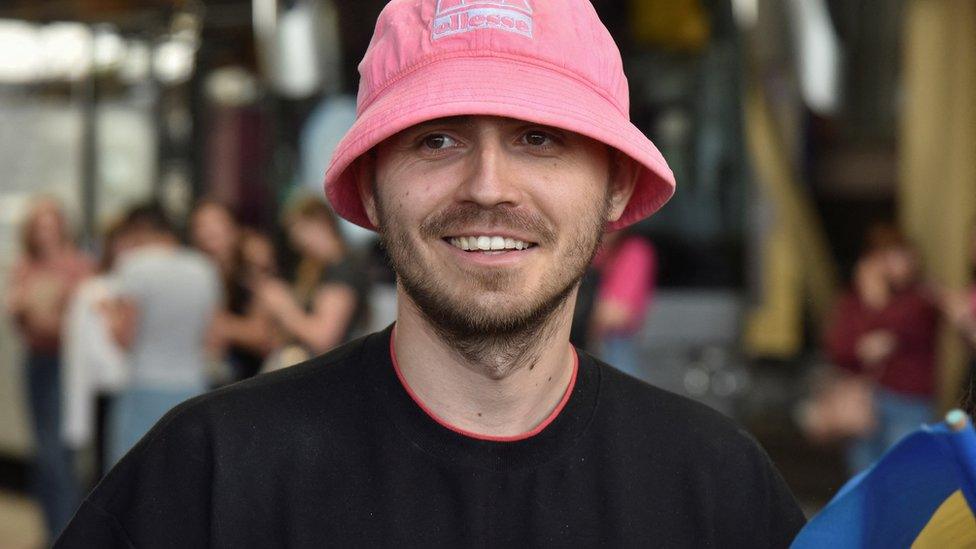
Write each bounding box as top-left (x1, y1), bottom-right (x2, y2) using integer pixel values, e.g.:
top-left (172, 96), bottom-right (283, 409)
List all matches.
top-left (899, 0), bottom-right (976, 412)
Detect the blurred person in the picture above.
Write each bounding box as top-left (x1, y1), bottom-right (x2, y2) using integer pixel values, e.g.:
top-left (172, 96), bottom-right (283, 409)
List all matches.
top-left (821, 223), bottom-right (940, 475)
top-left (190, 201), bottom-right (274, 382)
top-left (188, 199), bottom-right (239, 275)
top-left (58, 2), bottom-right (804, 546)
top-left (256, 197), bottom-right (367, 370)
top-left (942, 223), bottom-right (976, 348)
top-left (61, 219), bottom-right (133, 481)
top-left (944, 291), bottom-right (976, 349)
top-left (588, 230), bottom-right (657, 378)
top-left (3, 196), bottom-right (92, 541)
top-left (101, 203), bottom-right (221, 465)
top-left (239, 227), bottom-right (279, 281)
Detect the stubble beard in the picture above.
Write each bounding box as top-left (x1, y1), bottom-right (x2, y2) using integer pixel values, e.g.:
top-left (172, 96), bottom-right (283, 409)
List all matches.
top-left (377, 194), bottom-right (611, 378)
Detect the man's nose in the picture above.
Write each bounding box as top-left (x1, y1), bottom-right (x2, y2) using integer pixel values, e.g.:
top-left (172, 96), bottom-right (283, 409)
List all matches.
top-left (454, 140), bottom-right (522, 208)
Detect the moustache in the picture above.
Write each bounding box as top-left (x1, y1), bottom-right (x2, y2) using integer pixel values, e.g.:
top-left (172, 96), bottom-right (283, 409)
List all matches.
top-left (419, 204), bottom-right (555, 245)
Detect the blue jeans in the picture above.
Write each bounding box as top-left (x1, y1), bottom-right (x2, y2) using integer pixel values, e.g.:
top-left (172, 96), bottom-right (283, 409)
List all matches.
top-left (846, 387), bottom-right (934, 476)
top-left (107, 385), bottom-right (203, 467)
top-left (600, 334), bottom-right (644, 380)
top-left (26, 351), bottom-right (80, 541)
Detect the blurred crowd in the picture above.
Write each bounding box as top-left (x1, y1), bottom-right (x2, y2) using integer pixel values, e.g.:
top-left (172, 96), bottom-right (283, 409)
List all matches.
top-left (2, 193), bottom-right (661, 541)
top-left (3, 194), bottom-right (379, 538)
top-left (8, 192), bottom-right (976, 543)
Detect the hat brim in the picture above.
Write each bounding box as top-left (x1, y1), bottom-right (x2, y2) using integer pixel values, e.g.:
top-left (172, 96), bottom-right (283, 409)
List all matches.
top-left (324, 54), bottom-right (675, 232)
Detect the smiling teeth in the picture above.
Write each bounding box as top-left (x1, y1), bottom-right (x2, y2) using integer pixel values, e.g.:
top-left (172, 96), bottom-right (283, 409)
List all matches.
top-left (449, 236), bottom-right (533, 251)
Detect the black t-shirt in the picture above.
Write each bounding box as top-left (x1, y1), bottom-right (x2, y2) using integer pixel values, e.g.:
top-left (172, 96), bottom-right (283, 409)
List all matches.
top-left (57, 326), bottom-right (805, 547)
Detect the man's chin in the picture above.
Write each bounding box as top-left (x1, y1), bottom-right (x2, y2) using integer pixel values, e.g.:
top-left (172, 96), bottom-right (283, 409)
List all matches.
top-left (421, 294), bottom-right (543, 334)
top-left (404, 272), bottom-right (577, 337)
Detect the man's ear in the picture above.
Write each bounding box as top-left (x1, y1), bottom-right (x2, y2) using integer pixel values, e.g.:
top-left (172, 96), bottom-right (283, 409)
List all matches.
top-left (606, 151), bottom-right (638, 224)
top-left (356, 154), bottom-right (381, 229)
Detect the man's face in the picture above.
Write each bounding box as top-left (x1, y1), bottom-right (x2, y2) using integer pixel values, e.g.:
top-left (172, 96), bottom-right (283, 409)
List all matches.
top-left (364, 115), bottom-right (633, 340)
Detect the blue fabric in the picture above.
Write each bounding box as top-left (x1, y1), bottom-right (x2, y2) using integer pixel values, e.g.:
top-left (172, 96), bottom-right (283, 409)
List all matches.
top-left (107, 385), bottom-right (204, 466)
top-left (600, 334), bottom-right (644, 380)
top-left (846, 388), bottom-right (933, 475)
top-left (792, 414), bottom-right (976, 548)
top-left (26, 351), bottom-right (80, 541)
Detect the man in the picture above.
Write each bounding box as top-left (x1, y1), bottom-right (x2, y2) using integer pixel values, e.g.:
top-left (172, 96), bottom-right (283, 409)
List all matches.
top-left (100, 204), bottom-right (222, 465)
top-left (57, 1), bottom-right (805, 546)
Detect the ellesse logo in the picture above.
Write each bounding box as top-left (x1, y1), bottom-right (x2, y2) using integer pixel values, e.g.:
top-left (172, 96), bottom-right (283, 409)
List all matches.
top-left (431, 0), bottom-right (534, 41)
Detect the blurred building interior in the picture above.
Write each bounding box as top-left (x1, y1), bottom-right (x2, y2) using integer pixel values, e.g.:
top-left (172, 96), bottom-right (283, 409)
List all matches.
top-left (0, 0), bottom-right (974, 544)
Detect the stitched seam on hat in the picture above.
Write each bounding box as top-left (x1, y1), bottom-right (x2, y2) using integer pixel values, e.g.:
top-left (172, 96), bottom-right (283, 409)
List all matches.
top-left (359, 50), bottom-right (626, 118)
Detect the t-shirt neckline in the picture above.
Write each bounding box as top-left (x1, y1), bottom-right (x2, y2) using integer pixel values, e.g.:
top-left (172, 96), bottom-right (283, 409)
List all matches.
top-left (364, 325), bottom-right (599, 471)
top-left (388, 326), bottom-right (579, 442)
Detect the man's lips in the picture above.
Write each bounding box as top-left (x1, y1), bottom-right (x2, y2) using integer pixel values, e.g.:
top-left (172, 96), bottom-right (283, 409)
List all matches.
top-left (436, 237), bottom-right (538, 266)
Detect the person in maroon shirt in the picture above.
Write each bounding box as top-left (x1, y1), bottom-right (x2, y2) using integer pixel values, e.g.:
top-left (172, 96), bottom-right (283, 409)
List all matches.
top-left (823, 223), bottom-right (939, 474)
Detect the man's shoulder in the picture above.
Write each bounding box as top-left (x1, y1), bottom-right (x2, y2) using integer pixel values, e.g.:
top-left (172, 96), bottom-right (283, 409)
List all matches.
top-left (84, 334), bottom-right (383, 517)
top-left (590, 354), bottom-right (805, 536)
top-left (161, 334), bottom-right (375, 433)
top-left (591, 355), bottom-right (766, 458)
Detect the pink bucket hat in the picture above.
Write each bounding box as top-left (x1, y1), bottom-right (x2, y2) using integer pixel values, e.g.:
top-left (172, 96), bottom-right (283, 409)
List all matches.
top-left (324, 0), bottom-right (676, 231)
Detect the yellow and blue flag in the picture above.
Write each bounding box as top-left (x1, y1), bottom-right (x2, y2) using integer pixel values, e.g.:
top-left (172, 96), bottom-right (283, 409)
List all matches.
top-left (792, 410), bottom-right (976, 548)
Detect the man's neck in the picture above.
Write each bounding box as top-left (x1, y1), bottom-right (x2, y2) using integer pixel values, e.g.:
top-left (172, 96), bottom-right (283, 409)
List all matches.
top-left (392, 290), bottom-right (577, 438)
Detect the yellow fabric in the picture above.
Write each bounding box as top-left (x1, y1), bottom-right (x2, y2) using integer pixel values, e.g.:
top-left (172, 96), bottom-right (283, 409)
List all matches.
top-left (912, 490), bottom-right (976, 548)
top-left (744, 224), bottom-right (802, 357)
top-left (899, 0), bottom-right (976, 411)
top-left (742, 83), bottom-right (839, 358)
top-left (629, 0), bottom-right (710, 51)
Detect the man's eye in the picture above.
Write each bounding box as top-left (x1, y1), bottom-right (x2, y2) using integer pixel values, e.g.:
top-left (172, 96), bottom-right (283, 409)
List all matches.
top-left (522, 131), bottom-right (554, 147)
top-left (421, 134), bottom-right (457, 150)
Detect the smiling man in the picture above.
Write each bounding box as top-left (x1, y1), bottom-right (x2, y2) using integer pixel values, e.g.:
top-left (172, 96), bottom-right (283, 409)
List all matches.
top-left (57, 1), bottom-right (805, 547)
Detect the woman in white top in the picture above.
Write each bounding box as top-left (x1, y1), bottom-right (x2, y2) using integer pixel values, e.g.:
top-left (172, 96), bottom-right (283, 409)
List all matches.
top-left (61, 220), bottom-right (132, 475)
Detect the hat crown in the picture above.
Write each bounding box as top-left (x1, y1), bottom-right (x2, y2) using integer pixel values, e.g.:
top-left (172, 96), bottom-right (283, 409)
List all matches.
top-left (357, 0), bottom-right (629, 117)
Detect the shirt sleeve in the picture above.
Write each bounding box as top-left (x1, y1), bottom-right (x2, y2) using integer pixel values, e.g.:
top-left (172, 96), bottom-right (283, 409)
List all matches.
top-left (55, 398), bottom-right (213, 548)
top-left (109, 255), bottom-right (143, 301)
top-left (822, 292), bottom-right (867, 373)
top-left (56, 500), bottom-right (136, 549)
top-left (597, 238), bottom-right (656, 324)
top-left (712, 429), bottom-right (808, 547)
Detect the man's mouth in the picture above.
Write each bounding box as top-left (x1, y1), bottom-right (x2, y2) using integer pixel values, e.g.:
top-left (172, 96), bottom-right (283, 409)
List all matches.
top-left (445, 235), bottom-right (537, 253)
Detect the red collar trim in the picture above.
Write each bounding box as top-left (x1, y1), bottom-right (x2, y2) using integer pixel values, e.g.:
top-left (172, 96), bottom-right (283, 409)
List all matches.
top-left (389, 327), bottom-right (579, 442)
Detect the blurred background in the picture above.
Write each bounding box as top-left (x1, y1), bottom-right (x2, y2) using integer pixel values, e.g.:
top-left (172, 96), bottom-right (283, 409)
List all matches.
top-left (1, 0), bottom-right (975, 545)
